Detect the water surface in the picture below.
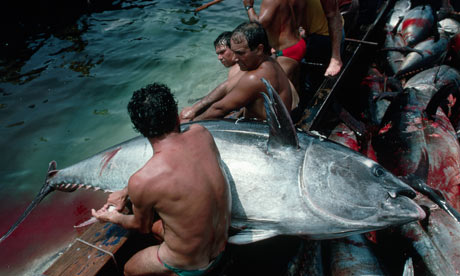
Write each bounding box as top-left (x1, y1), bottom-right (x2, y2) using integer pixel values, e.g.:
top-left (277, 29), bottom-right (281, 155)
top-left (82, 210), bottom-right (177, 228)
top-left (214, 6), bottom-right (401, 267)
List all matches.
top-left (0, 1), bottom-right (249, 274)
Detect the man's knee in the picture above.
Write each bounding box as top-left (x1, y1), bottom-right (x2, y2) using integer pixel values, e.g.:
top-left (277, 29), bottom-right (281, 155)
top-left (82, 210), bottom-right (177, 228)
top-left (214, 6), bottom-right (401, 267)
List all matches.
top-left (124, 261), bottom-right (136, 276)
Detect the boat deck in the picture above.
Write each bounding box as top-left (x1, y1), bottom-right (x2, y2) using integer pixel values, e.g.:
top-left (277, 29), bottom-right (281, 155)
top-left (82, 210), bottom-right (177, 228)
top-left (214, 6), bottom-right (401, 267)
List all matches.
top-left (43, 222), bottom-right (129, 276)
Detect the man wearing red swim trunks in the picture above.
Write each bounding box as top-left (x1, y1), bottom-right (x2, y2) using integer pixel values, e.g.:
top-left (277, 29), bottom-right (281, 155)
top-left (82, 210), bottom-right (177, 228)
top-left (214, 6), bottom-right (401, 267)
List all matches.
top-left (244, 0), bottom-right (343, 122)
top-left (244, 0), bottom-right (343, 78)
top-left (244, 0), bottom-right (307, 91)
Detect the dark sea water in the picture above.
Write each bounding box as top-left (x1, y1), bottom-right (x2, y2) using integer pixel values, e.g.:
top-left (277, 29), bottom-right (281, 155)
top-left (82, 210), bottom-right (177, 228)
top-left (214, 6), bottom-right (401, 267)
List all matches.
top-left (0, 1), bottom-right (250, 274)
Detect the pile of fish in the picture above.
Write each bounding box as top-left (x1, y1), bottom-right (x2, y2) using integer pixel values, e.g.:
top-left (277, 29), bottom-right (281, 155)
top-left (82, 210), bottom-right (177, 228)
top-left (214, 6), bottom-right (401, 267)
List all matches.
top-left (288, 1), bottom-right (460, 275)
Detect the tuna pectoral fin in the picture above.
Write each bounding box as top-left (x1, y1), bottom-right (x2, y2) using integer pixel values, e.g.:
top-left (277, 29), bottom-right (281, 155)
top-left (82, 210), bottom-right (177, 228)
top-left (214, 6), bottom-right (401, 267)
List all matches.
top-left (0, 161), bottom-right (56, 243)
top-left (228, 228), bottom-right (279, 245)
top-left (260, 78), bottom-right (299, 150)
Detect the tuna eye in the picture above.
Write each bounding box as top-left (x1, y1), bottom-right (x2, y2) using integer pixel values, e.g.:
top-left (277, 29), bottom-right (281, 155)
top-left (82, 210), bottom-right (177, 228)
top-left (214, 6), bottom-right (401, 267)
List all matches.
top-left (373, 166), bottom-right (385, 177)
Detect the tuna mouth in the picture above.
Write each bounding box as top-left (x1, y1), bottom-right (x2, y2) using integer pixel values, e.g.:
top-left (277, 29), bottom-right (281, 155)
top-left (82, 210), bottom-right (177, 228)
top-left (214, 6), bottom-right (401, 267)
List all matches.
top-left (396, 188), bottom-right (416, 199)
top-left (388, 187), bottom-right (416, 199)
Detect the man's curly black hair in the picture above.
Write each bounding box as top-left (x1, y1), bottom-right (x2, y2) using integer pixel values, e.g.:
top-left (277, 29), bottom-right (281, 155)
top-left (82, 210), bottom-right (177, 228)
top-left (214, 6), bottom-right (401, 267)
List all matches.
top-left (127, 83), bottom-right (178, 138)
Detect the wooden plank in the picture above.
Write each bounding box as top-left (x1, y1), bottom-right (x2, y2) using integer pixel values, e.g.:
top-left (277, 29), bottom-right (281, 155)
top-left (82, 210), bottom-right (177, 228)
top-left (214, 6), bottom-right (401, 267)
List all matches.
top-left (43, 222), bottom-right (129, 276)
top-left (296, 0), bottom-right (390, 132)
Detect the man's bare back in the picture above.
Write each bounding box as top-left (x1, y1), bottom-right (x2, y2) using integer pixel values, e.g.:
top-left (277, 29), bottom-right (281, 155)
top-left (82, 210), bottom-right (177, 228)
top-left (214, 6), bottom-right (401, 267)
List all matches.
top-left (93, 84), bottom-right (230, 276)
top-left (246, 0), bottom-right (306, 50)
top-left (135, 125), bottom-right (230, 269)
top-left (245, 0), bottom-right (307, 93)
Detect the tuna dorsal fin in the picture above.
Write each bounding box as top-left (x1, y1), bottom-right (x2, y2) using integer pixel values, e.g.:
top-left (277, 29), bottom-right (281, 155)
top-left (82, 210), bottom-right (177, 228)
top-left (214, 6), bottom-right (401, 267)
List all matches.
top-left (260, 78), bottom-right (299, 150)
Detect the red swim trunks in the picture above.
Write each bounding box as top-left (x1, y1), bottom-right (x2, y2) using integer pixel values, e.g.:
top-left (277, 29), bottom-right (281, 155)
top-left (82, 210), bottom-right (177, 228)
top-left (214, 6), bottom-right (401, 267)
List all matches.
top-left (275, 39), bottom-right (307, 62)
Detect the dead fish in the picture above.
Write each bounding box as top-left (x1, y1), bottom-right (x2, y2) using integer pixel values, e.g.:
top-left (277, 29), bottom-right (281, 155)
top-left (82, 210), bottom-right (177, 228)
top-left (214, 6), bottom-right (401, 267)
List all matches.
top-left (382, 32), bottom-right (411, 75)
top-left (385, 0), bottom-right (412, 33)
top-left (397, 5), bottom-right (434, 46)
top-left (400, 195), bottom-right (460, 276)
top-left (373, 87), bottom-right (460, 218)
top-left (396, 35), bottom-right (449, 78)
top-left (326, 234), bottom-right (386, 275)
top-left (404, 65), bottom-right (460, 131)
top-left (0, 79), bottom-right (425, 244)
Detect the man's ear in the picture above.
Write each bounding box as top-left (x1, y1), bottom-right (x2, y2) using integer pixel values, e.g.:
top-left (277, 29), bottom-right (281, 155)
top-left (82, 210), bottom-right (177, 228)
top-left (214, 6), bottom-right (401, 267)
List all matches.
top-left (175, 115), bottom-right (181, 131)
top-left (256, 44), bottom-right (264, 55)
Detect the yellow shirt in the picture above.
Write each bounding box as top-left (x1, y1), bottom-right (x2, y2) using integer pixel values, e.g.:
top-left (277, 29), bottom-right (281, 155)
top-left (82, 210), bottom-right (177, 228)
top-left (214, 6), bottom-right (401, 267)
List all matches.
top-left (305, 0), bottom-right (330, 36)
top-left (304, 0), bottom-right (344, 36)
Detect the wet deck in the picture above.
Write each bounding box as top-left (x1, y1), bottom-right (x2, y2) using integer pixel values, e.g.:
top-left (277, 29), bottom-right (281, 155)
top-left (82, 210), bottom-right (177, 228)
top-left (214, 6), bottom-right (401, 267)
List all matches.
top-left (43, 222), bottom-right (129, 276)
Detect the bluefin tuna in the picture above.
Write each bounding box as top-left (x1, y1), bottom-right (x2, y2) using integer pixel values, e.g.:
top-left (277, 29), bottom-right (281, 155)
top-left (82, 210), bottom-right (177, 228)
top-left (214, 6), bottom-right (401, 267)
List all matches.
top-left (400, 196), bottom-right (460, 276)
top-left (396, 36), bottom-right (449, 78)
top-left (384, 0), bottom-right (412, 33)
top-left (397, 5), bottom-right (434, 46)
top-left (404, 65), bottom-right (460, 135)
top-left (373, 87), bottom-right (460, 219)
top-left (327, 234), bottom-right (386, 275)
top-left (382, 32), bottom-right (408, 76)
top-left (0, 79), bottom-right (426, 244)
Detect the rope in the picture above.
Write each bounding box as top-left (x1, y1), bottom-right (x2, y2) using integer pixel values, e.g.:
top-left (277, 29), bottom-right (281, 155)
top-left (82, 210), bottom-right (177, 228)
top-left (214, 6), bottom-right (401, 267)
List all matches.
top-left (75, 238), bottom-right (120, 272)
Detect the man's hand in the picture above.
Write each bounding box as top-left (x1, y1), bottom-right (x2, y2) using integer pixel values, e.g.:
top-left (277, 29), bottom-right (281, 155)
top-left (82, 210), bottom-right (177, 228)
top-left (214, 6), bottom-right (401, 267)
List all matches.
top-left (91, 205), bottom-right (121, 223)
top-left (104, 189), bottom-right (128, 212)
top-left (324, 57), bottom-right (342, 77)
top-left (180, 107), bottom-right (195, 123)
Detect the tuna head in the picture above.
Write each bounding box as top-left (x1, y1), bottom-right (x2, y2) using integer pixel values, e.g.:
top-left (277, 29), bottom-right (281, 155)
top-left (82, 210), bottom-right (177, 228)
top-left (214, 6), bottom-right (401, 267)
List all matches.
top-left (298, 135), bottom-right (425, 238)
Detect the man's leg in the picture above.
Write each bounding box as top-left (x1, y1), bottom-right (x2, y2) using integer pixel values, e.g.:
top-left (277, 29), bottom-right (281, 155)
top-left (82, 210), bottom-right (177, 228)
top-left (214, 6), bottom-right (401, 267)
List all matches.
top-left (277, 56), bottom-right (299, 85)
top-left (124, 245), bottom-right (174, 276)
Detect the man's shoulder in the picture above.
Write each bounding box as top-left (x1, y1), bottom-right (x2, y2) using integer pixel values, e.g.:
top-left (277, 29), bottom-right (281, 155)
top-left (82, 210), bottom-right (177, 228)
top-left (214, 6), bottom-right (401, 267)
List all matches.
top-left (182, 124), bottom-right (213, 140)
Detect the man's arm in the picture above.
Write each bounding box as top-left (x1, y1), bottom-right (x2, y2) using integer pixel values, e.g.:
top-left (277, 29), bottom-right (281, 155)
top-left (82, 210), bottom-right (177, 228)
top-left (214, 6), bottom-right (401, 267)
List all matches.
top-left (92, 176), bottom-right (154, 233)
top-left (180, 81), bottom-right (228, 122)
top-left (321, 0), bottom-right (343, 77)
top-left (243, 0), bottom-right (277, 26)
top-left (194, 73), bottom-right (262, 120)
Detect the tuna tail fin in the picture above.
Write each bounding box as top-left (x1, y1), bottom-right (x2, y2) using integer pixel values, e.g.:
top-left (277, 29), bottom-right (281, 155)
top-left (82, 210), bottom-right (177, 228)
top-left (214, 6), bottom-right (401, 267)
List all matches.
top-left (260, 78), bottom-right (299, 150)
top-left (0, 161), bottom-right (57, 244)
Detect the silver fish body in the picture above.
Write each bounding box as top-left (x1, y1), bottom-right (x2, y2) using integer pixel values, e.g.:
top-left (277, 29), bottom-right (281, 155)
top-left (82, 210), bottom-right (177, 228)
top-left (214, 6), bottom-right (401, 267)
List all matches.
top-left (397, 5), bottom-right (434, 47)
top-left (400, 196), bottom-right (460, 276)
top-left (327, 234), bottom-right (385, 275)
top-left (385, 0), bottom-right (411, 32)
top-left (47, 119), bottom-right (425, 244)
top-left (384, 32), bottom-right (407, 75)
top-left (396, 36), bottom-right (448, 78)
top-left (0, 81), bottom-right (426, 244)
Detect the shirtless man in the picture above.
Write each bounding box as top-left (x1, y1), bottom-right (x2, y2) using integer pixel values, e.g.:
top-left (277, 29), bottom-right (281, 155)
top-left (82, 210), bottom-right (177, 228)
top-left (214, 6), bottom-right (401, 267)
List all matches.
top-left (92, 83), bottom-right (231, 276)
top-left (244, 0), bottom-right (343, 78)
top-left (243, 0), bottom-right (306, 85)
top-left (182, 22), bottom-right (293, 121)
top-left (180, 31), bottom-right (244, 122)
